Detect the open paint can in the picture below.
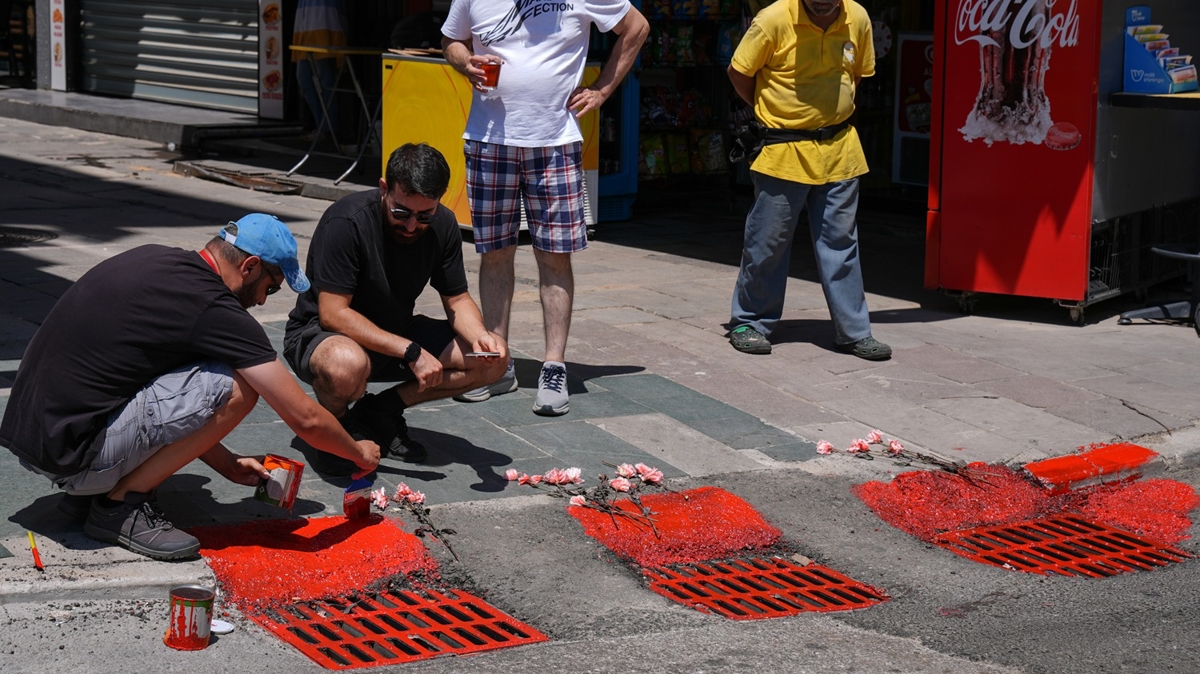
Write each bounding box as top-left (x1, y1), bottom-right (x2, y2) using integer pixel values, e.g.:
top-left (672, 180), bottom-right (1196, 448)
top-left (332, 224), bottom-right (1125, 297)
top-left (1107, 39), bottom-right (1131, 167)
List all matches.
top-left (164, 584), bottom-right (214, 650)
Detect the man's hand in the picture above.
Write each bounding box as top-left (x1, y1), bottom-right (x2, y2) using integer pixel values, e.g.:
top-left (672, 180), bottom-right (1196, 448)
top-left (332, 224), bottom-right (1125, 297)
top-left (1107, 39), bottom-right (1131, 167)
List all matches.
top-left (458, 54), bottom-right (500, 92)
top-left (409, 347), bottom-right (444, 392)
top-left (568, 86), bottom-right (608, 118)
top-left (472, 332), bottom-right (507, 361)
top-left (352, 439), bottom-right (381, 480)
top-left (223, 455), bottom-right (272, 487)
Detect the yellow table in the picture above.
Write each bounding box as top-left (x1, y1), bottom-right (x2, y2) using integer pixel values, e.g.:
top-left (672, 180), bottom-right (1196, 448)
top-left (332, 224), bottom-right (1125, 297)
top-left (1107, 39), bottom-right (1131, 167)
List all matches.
top-left (288, 45), bottom-right (385, 184)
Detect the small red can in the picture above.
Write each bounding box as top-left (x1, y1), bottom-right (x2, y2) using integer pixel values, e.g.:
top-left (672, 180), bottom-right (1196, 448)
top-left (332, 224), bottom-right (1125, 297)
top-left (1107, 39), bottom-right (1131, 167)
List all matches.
top-left (254, 454), bottom-right (305, 510)
top-left (163, 585), bottom-right (214, 651)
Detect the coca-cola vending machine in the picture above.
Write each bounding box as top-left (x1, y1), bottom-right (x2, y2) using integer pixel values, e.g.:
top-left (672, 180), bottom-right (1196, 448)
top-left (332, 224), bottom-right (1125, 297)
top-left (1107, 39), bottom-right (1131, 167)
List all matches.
top-left (927, 0), bottom-right (1102, 312)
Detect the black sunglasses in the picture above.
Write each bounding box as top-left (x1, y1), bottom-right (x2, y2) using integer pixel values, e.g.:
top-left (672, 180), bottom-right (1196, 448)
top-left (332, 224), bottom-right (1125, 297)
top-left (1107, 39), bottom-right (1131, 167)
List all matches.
top-left (263, 266), bottom-right (283, 295)
top-left (389, 206), bottom-right (435, 225)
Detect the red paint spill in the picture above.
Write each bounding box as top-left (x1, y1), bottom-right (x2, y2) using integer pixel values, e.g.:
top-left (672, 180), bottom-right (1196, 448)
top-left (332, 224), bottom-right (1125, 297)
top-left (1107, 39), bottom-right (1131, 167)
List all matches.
top-left (570, 486), bottom-right (782, 567)
top-left (192, 516), bottom-right (436, 610)
top-left (854, 464), bottom-right (1200, 545)
top-left (1024, 442), bottom-right (1158, 493)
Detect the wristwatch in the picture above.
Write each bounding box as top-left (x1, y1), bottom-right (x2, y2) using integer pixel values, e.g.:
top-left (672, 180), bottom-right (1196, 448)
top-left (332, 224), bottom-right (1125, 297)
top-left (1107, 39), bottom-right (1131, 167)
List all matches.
top-left (402, 341), bottom-right (422, 365)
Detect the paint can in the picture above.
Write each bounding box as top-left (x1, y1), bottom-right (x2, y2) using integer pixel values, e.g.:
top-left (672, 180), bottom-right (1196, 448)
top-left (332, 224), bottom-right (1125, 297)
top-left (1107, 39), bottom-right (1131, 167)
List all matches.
top-left (254, 454), bottom-right (305, 510)
top-left (163, 585), bottom-right (214, 651)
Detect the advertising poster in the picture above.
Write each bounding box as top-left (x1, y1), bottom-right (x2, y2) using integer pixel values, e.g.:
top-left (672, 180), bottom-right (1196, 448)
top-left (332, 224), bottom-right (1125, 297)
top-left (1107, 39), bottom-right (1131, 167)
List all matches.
top-left (50, 0), bottom-right (66, 91)
top-left (929, 0), bottom-right (1102, 300)
top-left (258, 1), bottom-right (284, 119)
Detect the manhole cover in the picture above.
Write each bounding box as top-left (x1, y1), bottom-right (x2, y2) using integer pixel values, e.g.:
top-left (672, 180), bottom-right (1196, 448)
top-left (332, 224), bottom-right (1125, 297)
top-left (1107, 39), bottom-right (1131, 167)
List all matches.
top-left (250, 587), bottom-right (548, 669)
top-left (643, 556), bottom-right (888, 620)
top-left (0, 227), bottom-right (56, 247)
top-left (934, 515), bottom-right (1192, 577)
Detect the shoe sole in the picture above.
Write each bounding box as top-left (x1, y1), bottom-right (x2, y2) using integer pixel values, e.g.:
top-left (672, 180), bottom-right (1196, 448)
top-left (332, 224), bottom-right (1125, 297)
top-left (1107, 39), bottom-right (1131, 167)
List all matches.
top-left (454, 377), bottom-right (519, 403)
top-left (532, 401), bottom-right (569, 416)
top-left (83, 522), bottom-right (200, 561)
top-left (732, 343), bottom-right (771, 354)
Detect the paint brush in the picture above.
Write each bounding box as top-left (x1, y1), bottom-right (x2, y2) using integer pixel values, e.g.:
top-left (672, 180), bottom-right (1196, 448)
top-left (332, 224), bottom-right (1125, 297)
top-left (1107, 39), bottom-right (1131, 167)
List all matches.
top-left (27, 531), bottom-right (44, 571)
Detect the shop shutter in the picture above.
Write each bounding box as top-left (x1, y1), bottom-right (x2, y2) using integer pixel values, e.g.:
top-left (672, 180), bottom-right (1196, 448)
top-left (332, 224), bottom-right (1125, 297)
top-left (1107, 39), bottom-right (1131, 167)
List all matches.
top-left (80, 1), bottom-right (260, 113)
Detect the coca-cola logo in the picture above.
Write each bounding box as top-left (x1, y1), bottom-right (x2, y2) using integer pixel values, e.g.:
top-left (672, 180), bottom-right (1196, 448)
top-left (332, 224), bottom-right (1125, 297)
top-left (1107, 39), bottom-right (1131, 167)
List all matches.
top-left (954, 0), bottom-right (1080, 50)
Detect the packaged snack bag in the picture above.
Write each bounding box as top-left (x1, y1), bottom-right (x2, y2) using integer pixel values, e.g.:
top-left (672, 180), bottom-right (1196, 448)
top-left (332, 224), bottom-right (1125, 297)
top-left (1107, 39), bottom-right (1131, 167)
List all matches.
top-left (666, 131), bottom-right (690, 174)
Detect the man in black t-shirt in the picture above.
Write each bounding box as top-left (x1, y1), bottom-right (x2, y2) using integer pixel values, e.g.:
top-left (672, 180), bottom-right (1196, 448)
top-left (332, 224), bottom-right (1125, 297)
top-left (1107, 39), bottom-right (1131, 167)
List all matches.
top-left (0, 214), bottom-right (380, 562)
top-left (284, 143), bottom-right (508, 472)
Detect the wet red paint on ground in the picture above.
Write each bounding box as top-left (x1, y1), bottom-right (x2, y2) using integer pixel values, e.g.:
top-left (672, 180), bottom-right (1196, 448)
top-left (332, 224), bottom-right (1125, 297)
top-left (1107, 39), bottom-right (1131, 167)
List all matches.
top-left (192, 516), bottom-right (436, 610)
top-left (854, 464), bottom-right (1200, 544)
top-left (570, 486), bottom-right (782, 567)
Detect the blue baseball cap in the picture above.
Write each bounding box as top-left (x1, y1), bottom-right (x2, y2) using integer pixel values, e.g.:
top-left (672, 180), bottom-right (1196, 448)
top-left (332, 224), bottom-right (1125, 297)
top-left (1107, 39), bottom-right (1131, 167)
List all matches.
top-left (218, 214), bottom-right (311, 293)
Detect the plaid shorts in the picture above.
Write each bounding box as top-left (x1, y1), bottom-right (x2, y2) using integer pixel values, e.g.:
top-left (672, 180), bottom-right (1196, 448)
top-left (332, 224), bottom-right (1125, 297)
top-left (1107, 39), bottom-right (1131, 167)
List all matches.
top-left (464, 140), bottom-right (588, 254)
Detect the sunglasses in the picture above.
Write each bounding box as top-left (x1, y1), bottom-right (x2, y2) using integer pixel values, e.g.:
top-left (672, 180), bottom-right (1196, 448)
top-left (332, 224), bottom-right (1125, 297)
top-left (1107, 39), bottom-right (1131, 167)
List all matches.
top-left (263, 265), bottom-right (283, 295)
top-left (389, 206), bottom-right (435, 225)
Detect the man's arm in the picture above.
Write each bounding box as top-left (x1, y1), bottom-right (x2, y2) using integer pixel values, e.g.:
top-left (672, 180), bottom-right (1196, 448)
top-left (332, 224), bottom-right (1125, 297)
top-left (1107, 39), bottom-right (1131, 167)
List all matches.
top-left (728, 66), bottom-right (756, 107)
top-left (442, 37), bottom-right (493, 91)
top-left (441, 291), bottom-right (506, 356)
top-left (567, 7), bottom-right (650, 118)
top-left (318, 290), bottom-right (411, 360)
top-left (239, 358), bottom-right (380, 478)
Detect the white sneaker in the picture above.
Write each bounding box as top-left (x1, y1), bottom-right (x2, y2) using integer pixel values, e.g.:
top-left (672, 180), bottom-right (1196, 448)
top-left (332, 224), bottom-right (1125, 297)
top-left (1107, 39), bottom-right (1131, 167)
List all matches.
top-left (454, 360), bottom-right (517, 403)
top-left (533, 361), bottom-right (569, 416)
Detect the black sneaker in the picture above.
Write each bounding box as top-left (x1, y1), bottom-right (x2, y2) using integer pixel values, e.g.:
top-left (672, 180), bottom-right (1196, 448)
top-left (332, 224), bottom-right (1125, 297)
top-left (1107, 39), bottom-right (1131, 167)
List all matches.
top-left (83, 493), bottom-right (200, 561)
top-left (729, 325), bottom-right (771, 354)
top-left (835, 336), bottom-right (893, 361)
top-left (342, 393), bottom-right (427, 464)
top-left (57, 493), bottom-right (96, 522)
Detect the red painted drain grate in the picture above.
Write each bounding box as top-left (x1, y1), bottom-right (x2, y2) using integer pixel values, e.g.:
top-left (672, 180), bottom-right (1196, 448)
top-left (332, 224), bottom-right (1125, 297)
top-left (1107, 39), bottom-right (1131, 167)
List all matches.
top-left (934, 515), bottom-right (1193, 577)
top-left (250, 587), bottom-right (548, 669)
top-left (643, 556), bottom-right (887, 620)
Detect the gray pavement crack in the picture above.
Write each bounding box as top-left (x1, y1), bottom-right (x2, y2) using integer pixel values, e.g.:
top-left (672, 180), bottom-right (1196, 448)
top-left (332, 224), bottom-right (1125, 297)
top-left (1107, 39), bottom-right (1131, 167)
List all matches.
top-left (1120, 399), bottom-right (1172, 436)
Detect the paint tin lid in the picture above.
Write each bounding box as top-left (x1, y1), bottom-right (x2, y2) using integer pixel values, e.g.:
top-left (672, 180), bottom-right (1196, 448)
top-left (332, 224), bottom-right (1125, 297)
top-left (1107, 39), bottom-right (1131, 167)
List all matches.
top-left (210, 619), bottom-right (235, 635)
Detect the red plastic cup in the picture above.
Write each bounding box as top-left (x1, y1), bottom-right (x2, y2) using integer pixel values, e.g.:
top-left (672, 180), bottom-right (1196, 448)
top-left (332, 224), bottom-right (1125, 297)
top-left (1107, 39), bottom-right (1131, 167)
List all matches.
top-left (479, 60), bottom-right (502, 90)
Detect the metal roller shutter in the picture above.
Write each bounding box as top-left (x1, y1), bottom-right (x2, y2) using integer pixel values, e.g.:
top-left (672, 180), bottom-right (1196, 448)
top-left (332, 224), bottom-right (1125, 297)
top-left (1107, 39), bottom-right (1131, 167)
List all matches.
top-left (80, 1), bottom-right (260, 113)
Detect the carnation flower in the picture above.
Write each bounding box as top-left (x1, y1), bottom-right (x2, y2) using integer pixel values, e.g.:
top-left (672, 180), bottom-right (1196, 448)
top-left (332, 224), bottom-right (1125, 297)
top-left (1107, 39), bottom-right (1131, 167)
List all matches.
top-left (866, 430), bottom-right (883, 444)
top-left (505, 468), bottom-right (520, 481)
top-left (394, 483), bottom-right (413, 500)
top-left (518, 473), bottom-right (530, 485)
top-left (816, 440), bottom-right (835, 455)
top-left (615, 463), bottom-right (637, 478)
top-left (370, 488), bottom-right (390, 510)
top-left (564, 467), bottom-right (583, 484)
top-left (610, 476), bottom-right (632, 492)
top-left (544, 468), bottom-right (567, 485)
top-left (639, 468), bottom-right (664, 484)
top-left (569, 495), bottom-right (587, 507)
top-left (406, 491), bottom-right (426, 505)
top-left (847, 439), bottom-right (871, 454)
top-left (529, 474), bottom-right (543, 485)
top-left (887, 439), bottom-right (905, 455)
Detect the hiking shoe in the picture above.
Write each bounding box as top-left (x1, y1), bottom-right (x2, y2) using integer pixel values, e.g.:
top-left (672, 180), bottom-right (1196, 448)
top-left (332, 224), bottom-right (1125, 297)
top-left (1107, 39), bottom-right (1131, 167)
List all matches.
top-left (58, 493), bottom-right (96, 521)
top-left (836, 336), bottom-right (893, 361)
top-left (454, 360), bottom-right (518, 403)
top-left (83, 492), bottom-right (200, 561)
top-left (342, 393), bottom-right (426, 464)
top-left (729, 326), bottom-right (771, 354)
top-left (533, 362), bottom-right (569, 416)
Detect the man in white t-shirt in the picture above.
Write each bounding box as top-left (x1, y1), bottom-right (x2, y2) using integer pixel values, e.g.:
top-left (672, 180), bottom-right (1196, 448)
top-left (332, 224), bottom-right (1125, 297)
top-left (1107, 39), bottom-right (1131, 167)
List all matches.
top-left (442, 0), bottom-right (647, 417)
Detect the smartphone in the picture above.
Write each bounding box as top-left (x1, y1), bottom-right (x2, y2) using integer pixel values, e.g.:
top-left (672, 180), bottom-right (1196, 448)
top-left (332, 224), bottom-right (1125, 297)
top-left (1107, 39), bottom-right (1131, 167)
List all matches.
top-left (465, 351), bottom-right (502, 357)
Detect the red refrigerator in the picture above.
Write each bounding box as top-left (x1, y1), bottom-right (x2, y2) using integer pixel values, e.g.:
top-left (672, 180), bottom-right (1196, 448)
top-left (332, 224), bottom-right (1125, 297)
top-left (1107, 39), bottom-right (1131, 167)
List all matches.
top-left (926, 0), bottom-right (1104, 308)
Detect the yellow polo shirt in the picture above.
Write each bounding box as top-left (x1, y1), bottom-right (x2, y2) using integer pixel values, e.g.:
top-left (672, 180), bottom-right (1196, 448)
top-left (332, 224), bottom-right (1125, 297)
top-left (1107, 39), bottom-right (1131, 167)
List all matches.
top-left (731, 0), bottom-right (874, 184)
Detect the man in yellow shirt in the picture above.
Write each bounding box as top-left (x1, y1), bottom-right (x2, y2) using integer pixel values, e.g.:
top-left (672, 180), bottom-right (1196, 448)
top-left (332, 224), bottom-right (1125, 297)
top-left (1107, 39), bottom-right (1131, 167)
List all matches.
top-left (726, 0), bottom-right (890, 360)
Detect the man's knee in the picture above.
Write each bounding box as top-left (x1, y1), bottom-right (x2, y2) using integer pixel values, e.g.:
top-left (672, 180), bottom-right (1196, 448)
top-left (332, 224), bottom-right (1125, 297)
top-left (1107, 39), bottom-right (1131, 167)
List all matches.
top-left (310, 335), bottom-right (370, 394)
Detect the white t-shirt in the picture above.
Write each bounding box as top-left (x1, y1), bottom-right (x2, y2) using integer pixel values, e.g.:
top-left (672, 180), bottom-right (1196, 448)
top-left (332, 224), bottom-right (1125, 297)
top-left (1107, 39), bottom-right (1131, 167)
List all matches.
top-left (442, 0), bottom-right (631, 147)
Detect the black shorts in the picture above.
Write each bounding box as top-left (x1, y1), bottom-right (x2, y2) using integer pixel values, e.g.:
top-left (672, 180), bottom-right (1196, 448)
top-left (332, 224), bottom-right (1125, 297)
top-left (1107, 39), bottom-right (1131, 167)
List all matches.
top-left (283, 315), bottom-right (457, 385)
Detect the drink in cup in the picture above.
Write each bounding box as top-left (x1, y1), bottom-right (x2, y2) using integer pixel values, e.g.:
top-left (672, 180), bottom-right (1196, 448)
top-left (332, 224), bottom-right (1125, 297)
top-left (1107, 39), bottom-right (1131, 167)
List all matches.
top-left (479, 59), bottom-right (503, 90)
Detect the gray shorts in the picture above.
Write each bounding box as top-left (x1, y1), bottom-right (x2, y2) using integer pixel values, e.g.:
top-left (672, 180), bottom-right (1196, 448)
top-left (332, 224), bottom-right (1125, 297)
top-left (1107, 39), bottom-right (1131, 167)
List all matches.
top-left (63, 361), bottom-right (234, 495)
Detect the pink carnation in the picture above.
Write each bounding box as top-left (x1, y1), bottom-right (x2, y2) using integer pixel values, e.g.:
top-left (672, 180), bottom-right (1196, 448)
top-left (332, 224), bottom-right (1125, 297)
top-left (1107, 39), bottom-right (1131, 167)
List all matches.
top-left (816, 440), bottom-right (835, 455)
top-left (504, 468), bottom-right (520, 481)
top-left (544, 468), bottom-right (567, 485)
top-left (847, 439), bottom-right (871, 454)
top-left (569, 495), bottom-right (587, 507)
top-left (634, 463), bottom-right (652, 475)
top-left (866, 430), bottom-right (883, 445)
top-left (394, 483), bottom-right (413, 500)
top-left (370, 488), bottom-right (390, 510)
top-left (610, 477), bottom-right (632, 492)
top-left (517, 473), bottom-right (530, 485)
top-left (615, 463), bottom-right (636, 478)
top-left (887, 439), bottom-right (905, 455)
top-left (405, 491), bottom-right (426, 505)
top-left (639, 468), bottom-right (664, 485)
top-left (564, 467), bottom-right (583, 484)
top-left (529, 474), bottom-right (543, 485)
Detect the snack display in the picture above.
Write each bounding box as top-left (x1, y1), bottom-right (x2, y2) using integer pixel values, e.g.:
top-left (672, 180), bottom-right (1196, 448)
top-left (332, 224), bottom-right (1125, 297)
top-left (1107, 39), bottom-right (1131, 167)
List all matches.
top-left (1123, 6), bottom-right (1197, 94)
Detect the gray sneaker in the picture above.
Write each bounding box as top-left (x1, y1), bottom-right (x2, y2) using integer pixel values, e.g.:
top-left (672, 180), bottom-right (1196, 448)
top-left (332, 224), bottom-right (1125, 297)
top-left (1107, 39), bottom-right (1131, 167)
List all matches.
top-left (454, 360), bottom-right (517, 403)
top-left (729, 325), bottom-right (771, 354)
top-left (83, 492), bottom-right (200, 561)
top-left (533, 362), bottom-right (569, 416)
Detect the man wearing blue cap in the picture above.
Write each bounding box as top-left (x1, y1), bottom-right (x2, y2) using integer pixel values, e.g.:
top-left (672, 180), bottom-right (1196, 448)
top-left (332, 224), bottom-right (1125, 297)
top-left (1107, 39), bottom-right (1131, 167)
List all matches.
top-left (0, 214), bottom-right (380, 562)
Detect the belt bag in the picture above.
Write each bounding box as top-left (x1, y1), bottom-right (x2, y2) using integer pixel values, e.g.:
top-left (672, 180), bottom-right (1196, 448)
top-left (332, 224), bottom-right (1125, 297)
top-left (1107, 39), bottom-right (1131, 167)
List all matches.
top-left (729, 119), bottom-right (853, 164)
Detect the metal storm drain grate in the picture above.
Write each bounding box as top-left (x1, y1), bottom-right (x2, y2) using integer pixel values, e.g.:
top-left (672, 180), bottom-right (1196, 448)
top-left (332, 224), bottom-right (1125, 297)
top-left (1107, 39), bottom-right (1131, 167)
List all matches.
top-left (934, 515), bottom-right (1193, 577)
top-left (643, 556), bottom-right (888, 620)
top-left (250, 587), bottom-right (548, 669)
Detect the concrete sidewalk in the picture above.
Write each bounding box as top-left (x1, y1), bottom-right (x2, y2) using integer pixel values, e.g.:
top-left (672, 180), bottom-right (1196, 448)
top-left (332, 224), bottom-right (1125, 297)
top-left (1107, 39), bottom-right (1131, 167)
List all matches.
top-left (1, 111), bottom-right (1198, 598)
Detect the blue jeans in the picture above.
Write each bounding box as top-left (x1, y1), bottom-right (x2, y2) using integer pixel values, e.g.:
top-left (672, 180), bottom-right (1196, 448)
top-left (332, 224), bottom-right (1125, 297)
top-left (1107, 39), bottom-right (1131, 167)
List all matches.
top-left (730, 173), bottom-right (871, 345)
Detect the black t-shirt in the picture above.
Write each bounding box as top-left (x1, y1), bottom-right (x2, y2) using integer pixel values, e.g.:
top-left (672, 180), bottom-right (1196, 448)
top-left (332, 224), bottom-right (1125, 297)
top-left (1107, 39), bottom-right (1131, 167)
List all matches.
top-left (286, 189), bottom-right (469, 337)
top-left (0, 245), bottom-right (278, 476)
